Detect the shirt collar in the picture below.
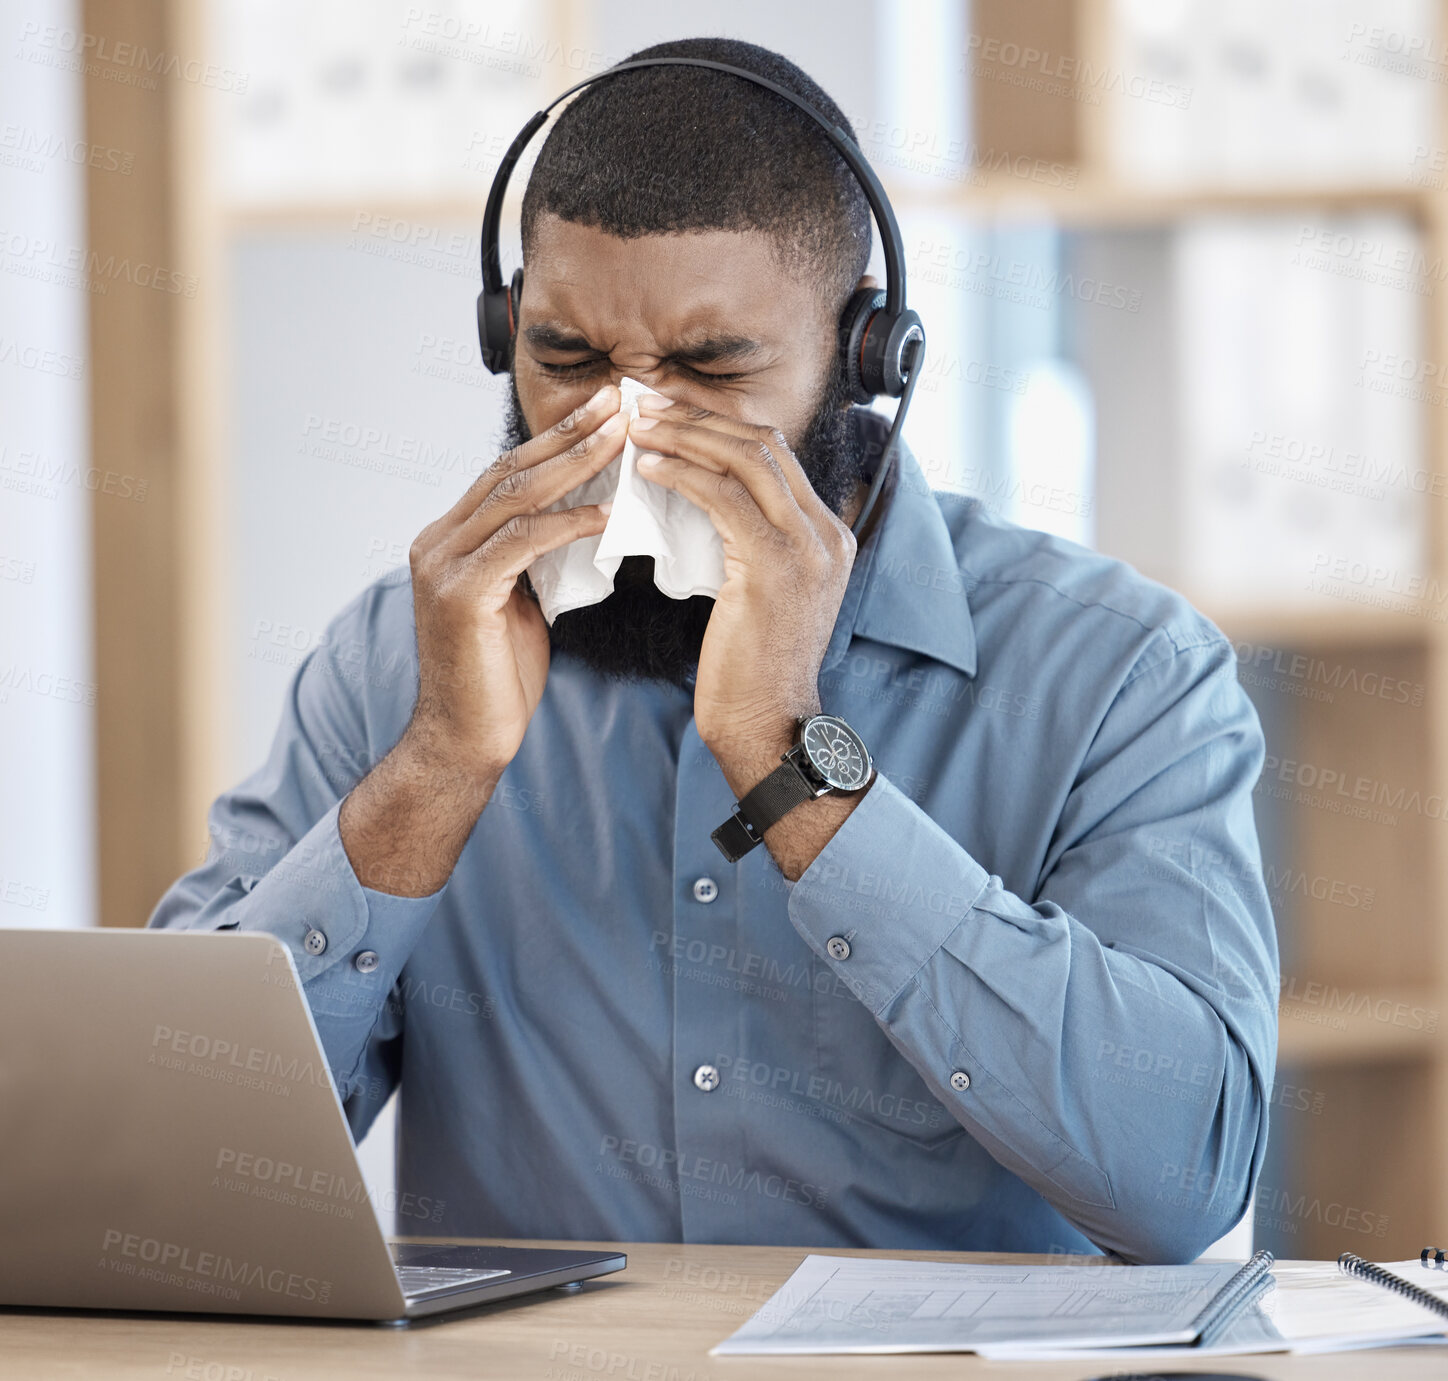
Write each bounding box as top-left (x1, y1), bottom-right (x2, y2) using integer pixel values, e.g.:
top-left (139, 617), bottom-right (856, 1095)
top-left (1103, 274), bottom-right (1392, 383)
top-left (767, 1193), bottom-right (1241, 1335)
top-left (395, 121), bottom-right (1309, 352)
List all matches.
top-left (819, 408), bottom-right (978, 680)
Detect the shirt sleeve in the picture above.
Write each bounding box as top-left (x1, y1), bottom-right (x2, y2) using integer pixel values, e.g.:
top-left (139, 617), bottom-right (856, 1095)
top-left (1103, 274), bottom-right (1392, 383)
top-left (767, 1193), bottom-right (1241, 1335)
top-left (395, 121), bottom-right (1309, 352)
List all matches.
top-left (786, 634), bottom-right (1279, 1264)
top-left (146, 585), bottom-right (451, 1141)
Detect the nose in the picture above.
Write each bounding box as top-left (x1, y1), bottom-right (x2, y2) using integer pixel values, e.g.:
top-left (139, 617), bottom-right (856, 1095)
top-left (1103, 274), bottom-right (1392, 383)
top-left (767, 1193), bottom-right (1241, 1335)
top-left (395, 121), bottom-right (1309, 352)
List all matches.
top-left (608, 367), bottom-right (673, 399)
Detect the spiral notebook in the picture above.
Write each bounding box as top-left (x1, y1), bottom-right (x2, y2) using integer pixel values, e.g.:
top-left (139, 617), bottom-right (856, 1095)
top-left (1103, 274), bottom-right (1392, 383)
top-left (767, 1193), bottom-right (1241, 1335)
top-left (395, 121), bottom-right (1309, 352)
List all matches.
top-left (974, 1251), bottom-right (1448, 1361)
top-left (1340, 1251), bottom-right (1448, 1320)
top-left (1255, 1253), bottom-right (1448, 1354)
top-left (710, 1249), bottom-right (1278, 1355)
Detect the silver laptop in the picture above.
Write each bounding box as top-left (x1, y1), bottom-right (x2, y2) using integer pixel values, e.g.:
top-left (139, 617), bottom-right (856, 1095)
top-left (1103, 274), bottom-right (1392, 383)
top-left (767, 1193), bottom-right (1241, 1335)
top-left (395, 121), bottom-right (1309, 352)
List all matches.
top-left (0, 927), bottom-right (625, 1323)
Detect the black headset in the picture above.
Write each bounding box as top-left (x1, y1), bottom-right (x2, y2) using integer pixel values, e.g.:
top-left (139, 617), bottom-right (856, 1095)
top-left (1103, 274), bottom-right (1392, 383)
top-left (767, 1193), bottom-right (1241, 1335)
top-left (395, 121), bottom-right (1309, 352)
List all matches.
top-left (475, 56), bottom-right (926, 542)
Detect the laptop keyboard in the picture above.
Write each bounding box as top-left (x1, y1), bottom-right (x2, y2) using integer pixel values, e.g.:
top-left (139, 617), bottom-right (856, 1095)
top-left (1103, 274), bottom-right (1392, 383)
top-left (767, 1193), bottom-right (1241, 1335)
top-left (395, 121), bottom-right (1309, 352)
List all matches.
top-left (396, 1264), bottom-right (512, 1298)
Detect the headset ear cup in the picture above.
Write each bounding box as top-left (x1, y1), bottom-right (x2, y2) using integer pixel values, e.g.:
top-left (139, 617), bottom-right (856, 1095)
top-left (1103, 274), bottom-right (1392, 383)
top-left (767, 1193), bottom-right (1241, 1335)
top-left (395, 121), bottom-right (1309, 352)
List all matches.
top-left (855, 304), bottom-right (924, 399)
top-left (879, 308), bottom-right (924, 396)
top-left (476, 266), bottom-right (525, 374)
top-left (478, 287), bottom-right (511, 374)
top-left (839, 287), bottom-right (885, 404)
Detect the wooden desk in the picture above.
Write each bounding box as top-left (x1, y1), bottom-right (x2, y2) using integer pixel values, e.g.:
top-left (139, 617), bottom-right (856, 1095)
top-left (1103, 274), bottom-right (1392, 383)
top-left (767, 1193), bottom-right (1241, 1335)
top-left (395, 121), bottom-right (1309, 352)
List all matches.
top-left (1, 1239), bottom-right (1444, 1379)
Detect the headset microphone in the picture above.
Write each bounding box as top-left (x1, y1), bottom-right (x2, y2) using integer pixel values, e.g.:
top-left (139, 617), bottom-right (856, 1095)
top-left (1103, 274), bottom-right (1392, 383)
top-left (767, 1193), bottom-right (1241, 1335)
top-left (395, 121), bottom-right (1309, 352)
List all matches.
top-left (475, 56), bottom-right (925, 541)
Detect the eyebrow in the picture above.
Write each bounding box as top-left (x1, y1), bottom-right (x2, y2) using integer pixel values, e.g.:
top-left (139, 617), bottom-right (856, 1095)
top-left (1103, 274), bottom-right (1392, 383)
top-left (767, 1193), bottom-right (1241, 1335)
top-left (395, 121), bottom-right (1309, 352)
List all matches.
top-left (522, 322), bottom-right (765, 367)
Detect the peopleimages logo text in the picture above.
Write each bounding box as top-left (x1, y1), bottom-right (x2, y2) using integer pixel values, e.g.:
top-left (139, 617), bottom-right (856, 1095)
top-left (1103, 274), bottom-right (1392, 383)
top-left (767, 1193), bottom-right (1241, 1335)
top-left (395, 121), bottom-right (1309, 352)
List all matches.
top-left (100, 1229), bottom-right (331, 1302)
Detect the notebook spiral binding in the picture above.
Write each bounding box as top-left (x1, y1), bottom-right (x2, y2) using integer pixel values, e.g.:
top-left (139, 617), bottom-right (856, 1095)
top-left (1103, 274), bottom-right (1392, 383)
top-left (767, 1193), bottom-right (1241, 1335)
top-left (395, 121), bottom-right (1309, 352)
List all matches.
top-left (1338, 1251), bottom-right (1448, 1323)
top-left (1191, 1247), bottom-right (1276, 1347)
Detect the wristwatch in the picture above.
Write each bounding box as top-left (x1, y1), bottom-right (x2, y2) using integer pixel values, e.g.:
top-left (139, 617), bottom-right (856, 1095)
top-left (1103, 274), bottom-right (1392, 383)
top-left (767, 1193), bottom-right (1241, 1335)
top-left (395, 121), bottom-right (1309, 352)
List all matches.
top-left (711, 713), bottom-right (875, 862)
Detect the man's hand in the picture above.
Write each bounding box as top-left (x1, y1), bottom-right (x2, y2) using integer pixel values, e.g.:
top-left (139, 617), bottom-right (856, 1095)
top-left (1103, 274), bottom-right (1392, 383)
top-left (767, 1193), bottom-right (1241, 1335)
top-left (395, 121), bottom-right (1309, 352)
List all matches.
top-left (337, 383), bottom-right (628, 898)
top-left (629, 394), bottom-right (856, 757)
top-left (628, 394), bottom-right (867, 880)
top-left (406, 382), bottom-right (627, 781)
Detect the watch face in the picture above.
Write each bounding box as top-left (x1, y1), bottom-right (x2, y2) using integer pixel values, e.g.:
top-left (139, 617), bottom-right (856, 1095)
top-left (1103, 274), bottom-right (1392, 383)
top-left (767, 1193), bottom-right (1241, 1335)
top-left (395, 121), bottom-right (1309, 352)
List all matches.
top-left (800, 715), bottom-right (872, 791)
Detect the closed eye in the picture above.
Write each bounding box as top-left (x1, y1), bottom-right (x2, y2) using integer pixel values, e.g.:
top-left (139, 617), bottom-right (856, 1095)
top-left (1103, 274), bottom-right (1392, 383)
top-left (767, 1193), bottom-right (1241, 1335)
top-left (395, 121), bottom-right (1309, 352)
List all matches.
top-left (537, 359), bottom-right (747, 384)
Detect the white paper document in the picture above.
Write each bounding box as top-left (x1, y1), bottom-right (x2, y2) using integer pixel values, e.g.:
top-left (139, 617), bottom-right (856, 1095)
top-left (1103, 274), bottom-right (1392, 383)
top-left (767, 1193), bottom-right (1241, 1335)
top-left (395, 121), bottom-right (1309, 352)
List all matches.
top-left (708, 1254), bottom-right (1249, 1356)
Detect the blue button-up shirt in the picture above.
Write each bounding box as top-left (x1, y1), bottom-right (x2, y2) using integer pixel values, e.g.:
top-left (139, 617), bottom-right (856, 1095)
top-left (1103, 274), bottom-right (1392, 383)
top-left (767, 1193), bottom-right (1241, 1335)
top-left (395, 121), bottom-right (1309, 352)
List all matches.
top-left (148, 410), bottom-right (1278, 1264)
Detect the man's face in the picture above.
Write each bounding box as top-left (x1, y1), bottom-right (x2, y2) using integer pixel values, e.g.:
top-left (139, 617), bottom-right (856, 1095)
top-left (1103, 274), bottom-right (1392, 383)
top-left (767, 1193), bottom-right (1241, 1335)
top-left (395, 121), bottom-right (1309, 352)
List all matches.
top-left (499, 212), bottom-right (867, 690)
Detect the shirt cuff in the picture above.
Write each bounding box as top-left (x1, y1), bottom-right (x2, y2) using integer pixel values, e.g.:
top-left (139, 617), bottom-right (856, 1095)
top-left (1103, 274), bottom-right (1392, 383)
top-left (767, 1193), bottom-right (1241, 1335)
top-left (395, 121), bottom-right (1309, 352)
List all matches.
top-left (786, 771), bottom-right (991, 1017)
top-left (225, 798), bottom-right (450, 1000)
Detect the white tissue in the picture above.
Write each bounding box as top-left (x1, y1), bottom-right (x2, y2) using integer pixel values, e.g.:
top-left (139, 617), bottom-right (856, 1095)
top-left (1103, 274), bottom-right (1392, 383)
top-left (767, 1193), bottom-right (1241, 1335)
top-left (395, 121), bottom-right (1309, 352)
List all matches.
top-left (525, 376), bottom-right (727, 624)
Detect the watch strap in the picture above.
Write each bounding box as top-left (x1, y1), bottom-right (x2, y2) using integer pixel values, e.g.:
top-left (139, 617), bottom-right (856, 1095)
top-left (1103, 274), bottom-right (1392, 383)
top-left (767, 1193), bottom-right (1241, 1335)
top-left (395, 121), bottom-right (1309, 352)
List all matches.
top-left (710, 754), bottom-right (818, 862)
top-left (710, 810), bottom-right (761, 864)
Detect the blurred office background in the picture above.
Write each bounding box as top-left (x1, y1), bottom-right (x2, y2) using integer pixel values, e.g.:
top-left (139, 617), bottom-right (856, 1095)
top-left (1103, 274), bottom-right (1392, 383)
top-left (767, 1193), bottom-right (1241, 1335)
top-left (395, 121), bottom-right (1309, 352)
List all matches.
top-left (4, 0), bottom-right (1446, 1256)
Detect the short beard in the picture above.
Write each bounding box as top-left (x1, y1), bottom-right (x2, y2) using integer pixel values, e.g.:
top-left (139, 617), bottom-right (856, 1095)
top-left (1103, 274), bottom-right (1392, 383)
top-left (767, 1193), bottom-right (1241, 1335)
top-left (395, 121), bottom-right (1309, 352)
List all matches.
top-left (498, 364), bottom-right (865, 690)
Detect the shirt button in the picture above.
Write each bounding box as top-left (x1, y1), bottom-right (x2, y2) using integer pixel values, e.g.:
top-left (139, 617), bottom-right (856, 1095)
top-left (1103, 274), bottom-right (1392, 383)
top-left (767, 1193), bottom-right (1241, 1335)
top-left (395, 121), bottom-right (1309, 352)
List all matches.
top-left (353, 950), bottom-right (380, 974)
top-left (826, 935), bottom-right (852, 961)
top-left (692, 877), bottom-right (719, 904)
top-left (302, 928), bottom-right (327, 956)
top-left (950, 1070), bottom-right (972, 1092)
top-left (692, 1064), bottom-right (720, 1092)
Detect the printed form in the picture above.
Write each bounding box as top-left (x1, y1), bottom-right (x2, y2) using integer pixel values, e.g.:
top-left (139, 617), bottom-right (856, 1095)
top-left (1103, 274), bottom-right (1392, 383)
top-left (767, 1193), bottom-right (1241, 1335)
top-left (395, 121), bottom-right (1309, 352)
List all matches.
top-left (710, 1254), bottom-right (1249, 1356)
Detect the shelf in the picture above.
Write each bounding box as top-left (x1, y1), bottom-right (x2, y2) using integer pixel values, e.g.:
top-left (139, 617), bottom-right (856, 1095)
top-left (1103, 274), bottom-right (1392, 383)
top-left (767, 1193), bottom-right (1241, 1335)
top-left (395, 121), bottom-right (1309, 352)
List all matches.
top-left (1277, 987), bottom-right (1443, 1065)
top-left (1195, 604), bottom-right (1438, 649)
top-left (882, 175), bottom-right (1443, 227)
top-left (217, 177), bottom-right (1446, 235)
top-left (221, 189), bottom-right (521, 233)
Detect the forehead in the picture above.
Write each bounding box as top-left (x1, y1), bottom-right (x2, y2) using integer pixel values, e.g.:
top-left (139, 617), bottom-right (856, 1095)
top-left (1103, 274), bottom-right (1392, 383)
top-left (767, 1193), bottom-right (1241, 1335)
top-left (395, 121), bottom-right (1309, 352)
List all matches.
top-left (524, 212), bottom-right (823, 344)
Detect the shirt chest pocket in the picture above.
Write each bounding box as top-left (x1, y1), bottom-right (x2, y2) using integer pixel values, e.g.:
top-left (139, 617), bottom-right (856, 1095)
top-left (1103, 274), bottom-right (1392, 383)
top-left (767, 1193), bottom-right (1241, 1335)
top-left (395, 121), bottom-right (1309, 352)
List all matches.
top-left (810, 955), bottom-right (969, 1150)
